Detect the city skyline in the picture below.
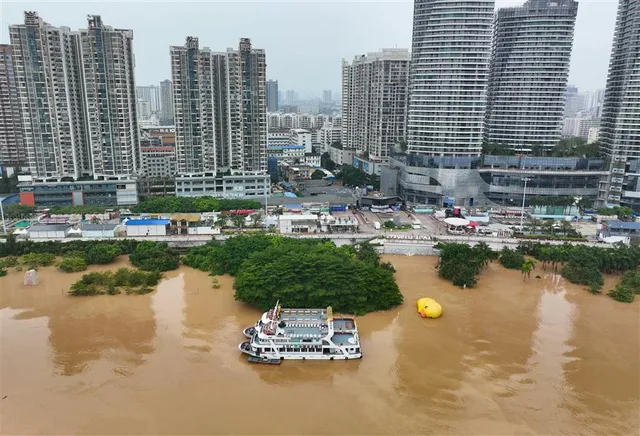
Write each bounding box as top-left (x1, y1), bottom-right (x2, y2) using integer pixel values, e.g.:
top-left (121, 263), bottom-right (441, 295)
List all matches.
top-left (1, 0), bottom-right (619, 96)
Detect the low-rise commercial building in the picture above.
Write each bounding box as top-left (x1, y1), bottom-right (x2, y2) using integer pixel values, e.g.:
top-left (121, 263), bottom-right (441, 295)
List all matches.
top-left (175, 172), bottom-right (270, 199)
top-left (124, 219), bottom-right (170, 236)
top-left (28, 224), bottom-right (70, 239)
top-left (599, 220), bottom-right (640, 242)
top-left (80, 223), bottom-right (119, 238)
top-left (381, 152), bottom-right (609, 207)
top-left (18, 178), bottom-right (139, 207)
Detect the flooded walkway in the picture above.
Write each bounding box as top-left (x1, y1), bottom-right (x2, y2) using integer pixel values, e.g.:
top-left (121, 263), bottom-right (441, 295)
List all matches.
top-left (0, 256), bottom-right (638, 435)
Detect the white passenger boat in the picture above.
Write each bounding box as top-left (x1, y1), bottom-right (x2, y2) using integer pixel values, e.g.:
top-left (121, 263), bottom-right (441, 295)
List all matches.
top-left (239, 302), bottom-right (362, 361)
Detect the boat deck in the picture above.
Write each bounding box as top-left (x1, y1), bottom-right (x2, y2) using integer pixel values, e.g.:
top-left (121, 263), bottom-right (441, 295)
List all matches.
top-left (277, 309), bottom-right (329, 339)
top-left (332, 333), bottom-right (357, 346)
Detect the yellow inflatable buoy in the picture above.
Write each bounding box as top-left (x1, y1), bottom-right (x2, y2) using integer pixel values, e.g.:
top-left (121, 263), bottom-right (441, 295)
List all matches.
top-left (417, 298), bottom-right (442, 319)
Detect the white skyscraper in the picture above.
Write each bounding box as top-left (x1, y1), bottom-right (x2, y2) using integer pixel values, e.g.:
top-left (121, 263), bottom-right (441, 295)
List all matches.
top-left (485, 0), bottom-right (578, 151)
top-left (599, 0), bottom-right (640, 207)
top-left (341, 49), bottom-right (410, 160)
top-left (407, 0), bottom-right (494, 156)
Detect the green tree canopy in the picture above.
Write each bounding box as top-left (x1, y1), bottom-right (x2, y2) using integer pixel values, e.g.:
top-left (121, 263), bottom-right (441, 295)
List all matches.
top-left (129, 241), bottom-right (179, 272)
top-left (3, 204), bottom-right (36, 219)
top-left (132, 196), bottom-right (262, 213)
top-left (233, 241), bottom-right (402, 315)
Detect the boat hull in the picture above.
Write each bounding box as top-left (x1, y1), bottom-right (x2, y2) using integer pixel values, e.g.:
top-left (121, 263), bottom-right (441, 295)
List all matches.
top-left (238, 343), bottom-right (361, 360)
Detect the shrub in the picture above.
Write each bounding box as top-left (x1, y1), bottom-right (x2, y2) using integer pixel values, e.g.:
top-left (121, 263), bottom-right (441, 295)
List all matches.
top-left (129, 241), bottom-right (179, 272)
top-left (57, 256), bottom-right (88, 273)
top-left (561, 262), bottom-right (604, 291)
top-left (18, 253), bottom-right (56, 268)
top-left (69, 268), bottom-right (162, 296)
top-left (608, 285), bottom-right (635, 303)
top-left (608, 269), bottom-right (640, 303)
top-left (0, 256), bottom-right (18, 268)
top-left (0, 268), bottom-right (7, 277)
top-left (499, 248), bottom-right (525, 270)
top-left (435, 242), bottom-right (497, 288)
top-left (86, 244), bottom-right (121, 265)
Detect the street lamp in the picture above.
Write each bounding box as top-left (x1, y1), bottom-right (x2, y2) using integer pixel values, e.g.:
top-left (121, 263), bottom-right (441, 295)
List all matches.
top-left (520, 178), bottom-right (531, 231)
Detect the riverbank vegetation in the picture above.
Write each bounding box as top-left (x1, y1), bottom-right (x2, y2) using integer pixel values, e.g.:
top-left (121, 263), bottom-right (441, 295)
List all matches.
top-left (0, 236), bottom-right (140, 258)
top-left (519, 242), bottom-right (639, 296)
top-left (607, 269), bottom-right (640, 303)
top-left (57, 256), bottom-right (88, 273)
top-left (0, 237), bottom-right (178, 273)
top-left (69, 269), bottom-right (162, 296)
top-left (435, 241), bottom-right (639, 302)
top-left (435, 242), bottom-right (498, 288)
top-left (129, 241), bottom-right (179, 272)
top-left (184, 234), bottom-right (402, 315)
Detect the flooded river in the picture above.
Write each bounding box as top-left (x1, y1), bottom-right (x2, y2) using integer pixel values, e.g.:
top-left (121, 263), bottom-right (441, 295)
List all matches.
top-left (1, 256), bottom-right (638, 435)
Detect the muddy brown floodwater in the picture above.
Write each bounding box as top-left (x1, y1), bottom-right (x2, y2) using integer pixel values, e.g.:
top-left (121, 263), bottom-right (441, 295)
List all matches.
top-left (0, 255), bottom-right (638, 435)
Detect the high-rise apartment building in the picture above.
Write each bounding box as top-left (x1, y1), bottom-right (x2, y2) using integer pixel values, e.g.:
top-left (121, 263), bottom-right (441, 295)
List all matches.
top-left (136, 85), bottom-right (161, 113)
top-left (78, 15), bottom-right (140, 178)
top-left (227, 38), bottom-right (267, 172)
top-left (285, 90), bottom-right (297, 104)
top-left (599, 0), bottom-right (640, 207)
top-left (171, 37), bottom-right (266, 175)
top-left (341, 49), bottom-right (410, 160)
top-left (267, 79), bottom-right (279, 112)
top-left (485, 0), bottom-right (578, 151)
top-left (0, 44), bottom-right (25, 169)
top-left (322, 89), bottom-right (332, 104)
top-left (9, 12), bottom-right (139, 180)
top-left (9, 12), bottom-right (88, 179)
top-left (407, 0), bottom-right (494, 156)
top-left (170, 37), bottom-right (218, 174)
top-left (159, 79), bottom-right (174, 125)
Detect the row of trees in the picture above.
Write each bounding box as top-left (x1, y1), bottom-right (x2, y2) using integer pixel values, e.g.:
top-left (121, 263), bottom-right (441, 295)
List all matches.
top-left (519, 242), bottom-right (639, 296)
top-left (183, 234), bottom-right (403, 315)
top-left (1, 196), bottom-right (263, 219)
top-left (436, 241), bottom-right (638, 301)
top-left (521, 219), bottom-right (582, 239)
top-left (336, 165), bottom-right (380, 190)
top-left (132, 196), bottom-right (261, 214)
top-left (0, 237), bottom-right (179, 273)
top-left (482, 138), bottom-right (601, 158)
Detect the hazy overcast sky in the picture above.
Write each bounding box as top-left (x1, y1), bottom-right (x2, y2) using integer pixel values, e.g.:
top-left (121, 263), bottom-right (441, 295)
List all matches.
top-left (1, 0), bottom-right (619, 98)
